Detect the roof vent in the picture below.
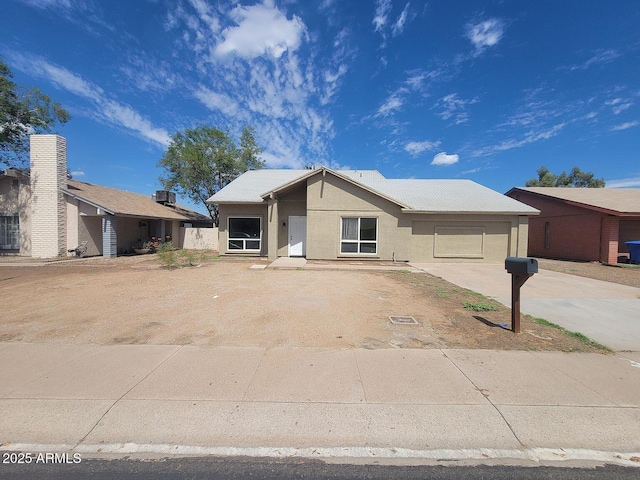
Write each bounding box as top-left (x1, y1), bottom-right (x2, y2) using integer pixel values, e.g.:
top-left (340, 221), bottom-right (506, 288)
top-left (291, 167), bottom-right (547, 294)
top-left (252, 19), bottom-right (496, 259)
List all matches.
top-left (155, 190), bottom-right (176, 205)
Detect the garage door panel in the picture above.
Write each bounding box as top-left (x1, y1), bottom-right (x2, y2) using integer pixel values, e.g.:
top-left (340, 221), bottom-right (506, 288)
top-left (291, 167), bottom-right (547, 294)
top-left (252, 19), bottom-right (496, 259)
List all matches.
top-left (411, 221), bottom-right (511, 262)
top-left (434, 226), bottom-right (484, 258)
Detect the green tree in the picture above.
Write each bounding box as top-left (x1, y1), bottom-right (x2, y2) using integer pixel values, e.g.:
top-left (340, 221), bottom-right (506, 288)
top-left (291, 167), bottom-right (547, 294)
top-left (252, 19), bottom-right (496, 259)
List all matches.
top-left (0, 57), bottom-right (70, 168)
top-left (158, 125), bottom-right (264, 223)
top-left (526, 166), bottom-right (605, 188)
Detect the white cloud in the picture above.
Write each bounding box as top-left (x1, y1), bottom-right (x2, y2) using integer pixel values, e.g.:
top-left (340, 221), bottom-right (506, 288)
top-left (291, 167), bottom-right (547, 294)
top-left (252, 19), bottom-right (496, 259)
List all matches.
top-left (187, 0), bottom-right (220, 34)
top-left (119, 54), bottom-right (180, 94)
top-left (605, 98), bottom-right (633, 115)
top-left (405, 140), bottom-right (441, 156)
top-left (19, 0), bottom-right (72, 8)
top-left (10, 54), bottom-right (104, 101)
top-left (373, 0), bottom-right (392, 33)
top-left (436, 93), bottom-right (478, 124)
top-left (431, 152), bottom-right (459, 166)
top-left (613, 103), bottom-right (632, 115)
top-left (214, 1), bottom-right (306, 59)
top-left (404, 69), bottom-right (441, 91)
top-left (7, 53), bottom-right (170, 147)
top-left (611, 121), bottom-right (639, 131)
top-left (70, 171), bottom-right (85, 177)
top-left (17, 0), bottom-right (112, 35)
top-left (168, 0), bottom-right (341, 169)
top-left (472, 122), bottom-right (567, 157)
top-left (193, 86), bottom-right (239, 117)
top-left (405, 72), bottom-right (426, 90)
top-left (376, 92), bottom-right (405, 116)
top-left (100, 101), bottom-right (171, 146)
top-left (320, 64), bottom-right (348, 105)
top-left (607, 176), bottom-right (640, 188)
top-left (569, 49), bottom-right (621, 71)
top-left (465, 18), bottom-right (504, 52)
top-left (319, 0), bottom-right (335, 10)
top-left (392, 3), bottom-right (410, 37)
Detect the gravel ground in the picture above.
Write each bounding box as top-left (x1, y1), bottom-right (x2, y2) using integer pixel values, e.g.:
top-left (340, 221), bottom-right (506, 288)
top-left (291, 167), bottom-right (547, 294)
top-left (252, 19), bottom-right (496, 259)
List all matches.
top-left (536, 258), bottom-right (640, 289)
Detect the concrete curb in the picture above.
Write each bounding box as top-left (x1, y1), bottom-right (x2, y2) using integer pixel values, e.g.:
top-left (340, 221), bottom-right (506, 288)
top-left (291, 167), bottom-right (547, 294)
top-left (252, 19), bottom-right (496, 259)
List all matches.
top-left (2, 443), bottom-right (639, 468)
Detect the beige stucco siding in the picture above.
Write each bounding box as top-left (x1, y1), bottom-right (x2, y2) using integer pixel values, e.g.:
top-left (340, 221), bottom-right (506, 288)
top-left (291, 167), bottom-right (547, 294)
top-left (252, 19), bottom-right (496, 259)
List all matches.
top-left (179, 227), bottom-right (219, 250)
top-left (218, 203), bottom-right (268, 256)
top-left (66, 197), bottom-right (79, 251)
top-left (306, 174), bottom-right (412, 261)
top-left (116, 217), bottom-right (146, 253)
top-left (516, 216), bottom-right (529, 257)
top-left (410, 216), bottom-right (518, 263)
top-left (78, 215), bottom-right (102, 256)
top-left (214, 172), bottom-right (532, 262)
top-left (0, 176), bottom-right (32, 255)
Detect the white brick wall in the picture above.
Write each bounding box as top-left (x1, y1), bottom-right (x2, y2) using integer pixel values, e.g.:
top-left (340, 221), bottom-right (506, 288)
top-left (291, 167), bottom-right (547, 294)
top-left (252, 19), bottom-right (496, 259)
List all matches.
top-left (30, 135), bottom-right (68, 258)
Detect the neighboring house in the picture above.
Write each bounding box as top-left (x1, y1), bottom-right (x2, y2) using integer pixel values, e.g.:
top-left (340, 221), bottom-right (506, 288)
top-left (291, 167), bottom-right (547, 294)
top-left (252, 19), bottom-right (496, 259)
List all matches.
top-left (0, 135), bottom-right (212, 258)
top-left (207, 168), bottom-right (539, 262)
top-left (506, 187), bottom-right (640, 263)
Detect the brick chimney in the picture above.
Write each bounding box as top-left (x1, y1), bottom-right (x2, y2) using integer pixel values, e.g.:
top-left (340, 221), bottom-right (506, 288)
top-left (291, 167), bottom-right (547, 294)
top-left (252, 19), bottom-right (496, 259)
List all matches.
top-left (30, 135), bottom-right (67, 258)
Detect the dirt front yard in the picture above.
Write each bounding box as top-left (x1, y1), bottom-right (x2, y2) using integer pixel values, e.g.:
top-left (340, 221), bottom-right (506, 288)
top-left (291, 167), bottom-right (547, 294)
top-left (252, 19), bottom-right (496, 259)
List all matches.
top-left (0, 256), bottom-right (606, 352)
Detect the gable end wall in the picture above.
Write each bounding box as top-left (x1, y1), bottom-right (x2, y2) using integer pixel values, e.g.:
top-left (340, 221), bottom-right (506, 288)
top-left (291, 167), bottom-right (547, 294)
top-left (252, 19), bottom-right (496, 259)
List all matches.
top-left (306, 174), bottom-right (411, 260)
top-left (508, 191), bottom-right (605, 261)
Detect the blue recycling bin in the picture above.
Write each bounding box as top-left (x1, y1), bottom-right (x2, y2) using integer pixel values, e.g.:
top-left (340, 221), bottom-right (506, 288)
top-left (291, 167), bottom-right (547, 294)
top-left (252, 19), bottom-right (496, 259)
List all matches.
top-left (626, 241), bottom-right (640, 264)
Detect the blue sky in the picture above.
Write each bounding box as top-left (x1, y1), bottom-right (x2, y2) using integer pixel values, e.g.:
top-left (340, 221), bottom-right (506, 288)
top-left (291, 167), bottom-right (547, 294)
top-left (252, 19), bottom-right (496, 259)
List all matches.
top-left (2, 0), bottom-right (639, 214)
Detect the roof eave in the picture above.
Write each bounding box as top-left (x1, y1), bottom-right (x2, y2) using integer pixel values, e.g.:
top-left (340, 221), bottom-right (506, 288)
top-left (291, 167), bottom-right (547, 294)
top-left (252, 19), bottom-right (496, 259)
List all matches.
top-left (62, 188), bottom-right (115, 215)
top-left (329, 169), bottom-right (411, 209)
top-left (257, 168), bottom-right (411, 209)
top-left (206, 199), bottom-right (266, 205)
top-left (510, 188), bottom-right (627, 216)
top-left (113, 212), bottom-right (188, 221)
top-left (259, 168), bottom-right (322, 199)
top-left (63, 188), bottom-right (190, 220)
top-left (401, 208), bottom-right (540, 215)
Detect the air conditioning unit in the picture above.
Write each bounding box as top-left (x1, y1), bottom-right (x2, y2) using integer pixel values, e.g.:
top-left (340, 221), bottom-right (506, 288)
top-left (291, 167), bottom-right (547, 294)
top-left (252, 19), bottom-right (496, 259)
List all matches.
top-left (155, 190), bottom-right (176, 205)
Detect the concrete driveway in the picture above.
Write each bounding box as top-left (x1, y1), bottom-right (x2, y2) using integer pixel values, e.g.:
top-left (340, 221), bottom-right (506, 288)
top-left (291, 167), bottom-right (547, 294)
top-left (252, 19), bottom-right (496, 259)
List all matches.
top-left (410, 263), bottom-right (640, 352)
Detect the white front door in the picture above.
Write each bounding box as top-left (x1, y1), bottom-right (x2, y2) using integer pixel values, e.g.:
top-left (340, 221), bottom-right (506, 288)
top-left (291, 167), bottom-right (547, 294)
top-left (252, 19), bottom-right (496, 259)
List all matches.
top-left (288, 215), bottom-right (307, 257)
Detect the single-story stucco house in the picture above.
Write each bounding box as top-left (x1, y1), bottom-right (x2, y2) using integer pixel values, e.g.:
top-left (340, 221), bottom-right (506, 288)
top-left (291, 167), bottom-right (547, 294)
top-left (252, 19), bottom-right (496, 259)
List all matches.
top-left (506, 187), bottom-right (640, 263)
top-left (0, 135), bottom-right (213, 258)
top-left (208, 168), bottom-right (539, 262)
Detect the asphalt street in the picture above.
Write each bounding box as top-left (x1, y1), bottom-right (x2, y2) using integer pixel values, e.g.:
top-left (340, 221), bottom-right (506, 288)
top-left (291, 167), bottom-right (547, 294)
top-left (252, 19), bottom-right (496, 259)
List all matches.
top-left (1, 456), bottom-right (638, 480)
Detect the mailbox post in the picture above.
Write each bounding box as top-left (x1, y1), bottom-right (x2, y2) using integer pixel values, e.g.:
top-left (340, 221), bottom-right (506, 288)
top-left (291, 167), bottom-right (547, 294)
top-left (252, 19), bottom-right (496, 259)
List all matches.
top-left (504, 257), bottom-right (538, 333)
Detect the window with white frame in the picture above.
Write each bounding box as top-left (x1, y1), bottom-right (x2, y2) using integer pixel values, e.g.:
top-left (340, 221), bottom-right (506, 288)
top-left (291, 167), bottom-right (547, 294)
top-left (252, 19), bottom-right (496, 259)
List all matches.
top-left (341, 217), bottom-right (377, 254)
top-left (0, 215), bottom-right (19, 249)
top-left (228, 217), bottom-right (261, 251)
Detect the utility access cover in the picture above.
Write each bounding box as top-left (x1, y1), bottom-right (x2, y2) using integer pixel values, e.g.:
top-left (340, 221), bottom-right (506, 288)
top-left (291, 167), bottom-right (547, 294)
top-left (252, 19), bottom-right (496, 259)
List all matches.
top-left (389, 316), bottom-right (419, 325)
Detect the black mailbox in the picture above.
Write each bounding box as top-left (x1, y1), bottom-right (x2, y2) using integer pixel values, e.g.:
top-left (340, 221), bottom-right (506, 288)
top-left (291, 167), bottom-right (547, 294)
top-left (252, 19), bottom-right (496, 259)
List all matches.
top-left (505, 257), bottom-right (538, 274)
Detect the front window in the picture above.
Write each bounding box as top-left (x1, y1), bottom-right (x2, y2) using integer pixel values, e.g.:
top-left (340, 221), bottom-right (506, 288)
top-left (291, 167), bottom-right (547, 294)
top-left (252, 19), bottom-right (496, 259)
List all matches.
top-left (0, 215), bottom-right (19, 249)
top-left (341, 217), bottom-right (377, 254)
top-left (228, 217), bottom-right (261, 251)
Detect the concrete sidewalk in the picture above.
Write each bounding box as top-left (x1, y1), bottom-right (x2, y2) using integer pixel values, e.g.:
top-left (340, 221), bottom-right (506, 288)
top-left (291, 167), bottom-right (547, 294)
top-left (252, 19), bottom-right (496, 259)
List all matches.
top-left (1, 343), bottom-right (639, 465)
top-left (411, 263), bottom-right (640, 351)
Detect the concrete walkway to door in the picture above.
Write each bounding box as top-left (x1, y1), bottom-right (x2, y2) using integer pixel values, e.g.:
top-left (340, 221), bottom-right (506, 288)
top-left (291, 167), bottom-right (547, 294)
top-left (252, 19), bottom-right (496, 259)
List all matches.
top-left (267, 257), bottom-right (307, 269)
top-left (410, 263), bottom-right (640, 352)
